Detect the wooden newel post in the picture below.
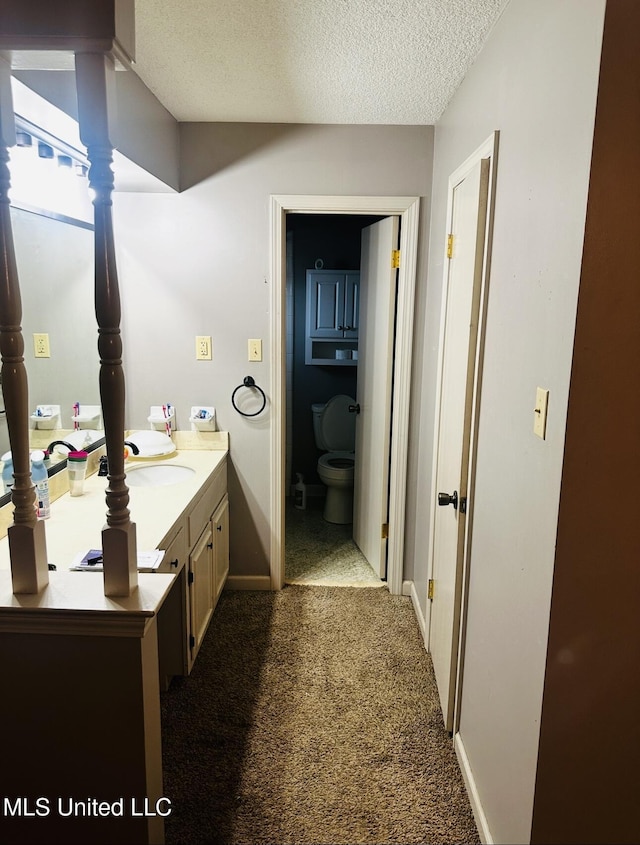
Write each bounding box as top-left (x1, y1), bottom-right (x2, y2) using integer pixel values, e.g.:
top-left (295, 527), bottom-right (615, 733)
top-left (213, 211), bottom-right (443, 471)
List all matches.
top-left (76, 52), bottom-right (137, 597)
top-left (0, 56), bottom-right (49, 594)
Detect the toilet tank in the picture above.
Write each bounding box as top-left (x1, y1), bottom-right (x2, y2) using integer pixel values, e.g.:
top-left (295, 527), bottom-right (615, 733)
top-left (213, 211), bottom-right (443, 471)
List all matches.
top-left (312, 395), bottom-right (356, 452)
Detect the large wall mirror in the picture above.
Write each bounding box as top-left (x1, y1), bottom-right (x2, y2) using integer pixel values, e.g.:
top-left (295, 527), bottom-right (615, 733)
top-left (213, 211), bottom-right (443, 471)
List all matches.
top-left (0, 77), bottom-right (105, 506)
top-left (0, 206), bottom-right (104, 506)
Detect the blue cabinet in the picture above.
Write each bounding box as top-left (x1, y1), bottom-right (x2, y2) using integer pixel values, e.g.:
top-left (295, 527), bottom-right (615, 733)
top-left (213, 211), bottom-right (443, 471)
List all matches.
top-left (305, 270), bottom-right (359, 365)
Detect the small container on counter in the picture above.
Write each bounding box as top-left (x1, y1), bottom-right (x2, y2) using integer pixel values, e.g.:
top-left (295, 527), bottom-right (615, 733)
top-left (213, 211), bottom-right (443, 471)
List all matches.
top-left (67, 450), bottom-right (88, 497)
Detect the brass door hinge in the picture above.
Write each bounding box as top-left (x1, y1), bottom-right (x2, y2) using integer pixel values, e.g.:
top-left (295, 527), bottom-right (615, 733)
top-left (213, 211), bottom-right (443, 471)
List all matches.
top-left (428, 579), bottom-right (435, 600)
top-left (446, 234), bottom-right (454, 259)
top-left (391, 249), bottom-right (400, 268)
top-left (381, 523), bottom-right (389, 539)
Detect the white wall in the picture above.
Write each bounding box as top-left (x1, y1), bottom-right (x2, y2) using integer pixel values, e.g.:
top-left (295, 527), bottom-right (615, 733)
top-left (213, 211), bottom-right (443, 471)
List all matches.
top-left (112, 124), bottom-right (433, 576)
top-left (411, 1), bottom-right (606, 842)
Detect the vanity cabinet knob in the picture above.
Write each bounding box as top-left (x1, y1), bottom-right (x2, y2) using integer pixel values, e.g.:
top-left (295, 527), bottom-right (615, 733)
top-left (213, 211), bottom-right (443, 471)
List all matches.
top-left (207, 542), bottom-right (213, 550)
top-left (217, 525), bottom-right (222, 532)
top-left (170, 559), bottom-right (179, 568)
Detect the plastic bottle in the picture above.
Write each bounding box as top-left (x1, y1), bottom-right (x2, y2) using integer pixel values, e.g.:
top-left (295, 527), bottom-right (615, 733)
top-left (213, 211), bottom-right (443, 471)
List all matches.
top-left (2, 451), bottom-right (13, 495)
top-left (294, 472), bottom-right (307, 510)
top-left (31, 449), bottom-right (50, 519)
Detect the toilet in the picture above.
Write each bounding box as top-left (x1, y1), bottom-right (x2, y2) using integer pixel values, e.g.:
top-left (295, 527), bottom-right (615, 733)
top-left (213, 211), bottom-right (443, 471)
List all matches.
top-left (312, 394), bottom-right (357, 524)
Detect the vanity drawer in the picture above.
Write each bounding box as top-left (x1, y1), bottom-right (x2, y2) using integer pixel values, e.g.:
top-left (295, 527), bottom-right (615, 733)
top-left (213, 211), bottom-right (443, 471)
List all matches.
top-left (187, 460), bottom-right (227, 546)
top-left (157, 523), bottom-right (187, 574)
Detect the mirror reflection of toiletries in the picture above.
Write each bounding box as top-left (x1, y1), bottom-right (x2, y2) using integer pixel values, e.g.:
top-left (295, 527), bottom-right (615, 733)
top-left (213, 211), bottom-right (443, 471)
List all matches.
top-left (0, 207), bottom-right (104, 505)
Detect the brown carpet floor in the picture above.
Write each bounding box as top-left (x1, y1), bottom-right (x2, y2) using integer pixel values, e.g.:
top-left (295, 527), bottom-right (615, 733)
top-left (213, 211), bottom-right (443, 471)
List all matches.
top-left (161, 585), bottom-right (480, 845)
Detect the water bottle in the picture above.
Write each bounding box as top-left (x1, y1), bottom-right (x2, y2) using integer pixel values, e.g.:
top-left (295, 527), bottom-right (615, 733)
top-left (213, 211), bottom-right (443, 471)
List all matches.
top-left (294, 473), bottom-right (307, 510)
top-left (31, 450), bottom-right (50, 519)
top-left (2, 451), bottom-right (13, 495)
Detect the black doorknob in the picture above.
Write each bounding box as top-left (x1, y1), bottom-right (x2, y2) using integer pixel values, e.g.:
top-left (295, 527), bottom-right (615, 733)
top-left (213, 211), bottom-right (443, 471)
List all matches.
top-left (438, 491), bottom-right (458, 509)
top-left (348, 404), bottom-right (360, 414)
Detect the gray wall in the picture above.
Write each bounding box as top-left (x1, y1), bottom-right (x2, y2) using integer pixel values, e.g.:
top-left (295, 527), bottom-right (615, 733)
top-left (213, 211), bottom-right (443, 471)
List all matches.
top-left (15, 67), bottom-right (180, 191)
top-left (112, 123), bottom-right (433, 576)
top-left (414, 1), bottom-right (606, 842)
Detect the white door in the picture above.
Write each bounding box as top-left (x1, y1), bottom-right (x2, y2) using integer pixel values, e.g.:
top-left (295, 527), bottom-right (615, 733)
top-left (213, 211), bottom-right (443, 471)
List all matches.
top-left (353, 216), bottom-right (399, 578)
top-left (429, 157), bottom-right (490, 730)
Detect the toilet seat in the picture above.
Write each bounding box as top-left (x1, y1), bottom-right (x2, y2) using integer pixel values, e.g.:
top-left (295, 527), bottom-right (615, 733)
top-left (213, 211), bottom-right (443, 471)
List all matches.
top-left (318, 451), bottom-right (355, 481)
top-left (317, 395), bottom-right (356, 452)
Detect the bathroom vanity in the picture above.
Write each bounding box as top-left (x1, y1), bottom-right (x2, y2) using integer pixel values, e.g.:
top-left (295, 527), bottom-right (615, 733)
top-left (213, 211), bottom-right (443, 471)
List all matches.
top-left (0, 439), bottom-right (228, 844)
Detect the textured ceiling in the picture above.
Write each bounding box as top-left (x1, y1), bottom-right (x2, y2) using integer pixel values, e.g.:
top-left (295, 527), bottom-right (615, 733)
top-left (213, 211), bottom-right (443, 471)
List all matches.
top-left (132, 0), bottom-right (510, 124)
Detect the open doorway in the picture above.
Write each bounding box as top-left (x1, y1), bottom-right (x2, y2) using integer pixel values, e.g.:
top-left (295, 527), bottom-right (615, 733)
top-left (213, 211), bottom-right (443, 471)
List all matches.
top-left (284, 214), bottom-right (383, 586)
top-left (269, 195), bottom-right (421, 595)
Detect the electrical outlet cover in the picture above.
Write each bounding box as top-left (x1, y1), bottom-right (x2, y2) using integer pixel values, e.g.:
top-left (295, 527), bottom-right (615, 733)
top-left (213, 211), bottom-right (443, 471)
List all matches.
top-left (196, 336), bottom-right (212, 360)
top-left (33, 333), bottom-right (50, 358)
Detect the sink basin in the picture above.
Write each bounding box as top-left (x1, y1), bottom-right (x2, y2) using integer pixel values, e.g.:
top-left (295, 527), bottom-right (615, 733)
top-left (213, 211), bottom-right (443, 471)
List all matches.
top-left (126, 464), bottom-right (196, 487)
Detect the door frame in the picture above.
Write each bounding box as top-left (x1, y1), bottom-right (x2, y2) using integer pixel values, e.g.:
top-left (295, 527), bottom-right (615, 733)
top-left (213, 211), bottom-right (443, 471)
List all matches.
top-left (269, 195), bottom-right (421, 594)
top-left (426, 133), bottom-right (498, 732)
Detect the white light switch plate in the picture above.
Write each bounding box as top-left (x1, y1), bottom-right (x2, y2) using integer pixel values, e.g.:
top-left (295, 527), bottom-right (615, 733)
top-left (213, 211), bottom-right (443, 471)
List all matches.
top-left (534, 387), bottom-right (549, 439)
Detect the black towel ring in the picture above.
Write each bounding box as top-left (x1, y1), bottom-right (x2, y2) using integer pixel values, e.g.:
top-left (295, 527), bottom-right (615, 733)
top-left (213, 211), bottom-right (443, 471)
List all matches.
top-left (231, 376), bottom-right (267, 417)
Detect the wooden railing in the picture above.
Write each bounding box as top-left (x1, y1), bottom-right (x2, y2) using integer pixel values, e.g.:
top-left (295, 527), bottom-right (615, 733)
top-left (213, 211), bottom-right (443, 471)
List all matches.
top-left (76, 53), bottom-right (137, 597)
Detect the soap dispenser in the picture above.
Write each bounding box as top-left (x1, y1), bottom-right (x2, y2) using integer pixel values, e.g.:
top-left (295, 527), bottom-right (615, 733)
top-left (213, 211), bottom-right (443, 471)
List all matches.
top-left (294, 473), bottom-right (307, 510)
top-left (31, 450), bottom-right (50, 519)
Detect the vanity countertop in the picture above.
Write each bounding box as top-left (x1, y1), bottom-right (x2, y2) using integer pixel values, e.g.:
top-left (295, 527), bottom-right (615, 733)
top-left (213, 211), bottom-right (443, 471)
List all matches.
top-left (0, 445), bottom-right (228, 621)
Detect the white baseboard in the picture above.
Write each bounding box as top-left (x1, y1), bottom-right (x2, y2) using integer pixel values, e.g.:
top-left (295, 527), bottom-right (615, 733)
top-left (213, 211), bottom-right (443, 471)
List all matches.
top-left (225, 575), bottom-right (272, 591)
top-left (454, 732), bottom-right (493, 844)
top-left (404, 579), bottom-right (427, 642)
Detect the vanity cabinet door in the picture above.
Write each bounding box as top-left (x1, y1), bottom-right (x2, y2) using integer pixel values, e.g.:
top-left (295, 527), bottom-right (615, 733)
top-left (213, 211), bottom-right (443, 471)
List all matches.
top-left (212, 494), bottom-right (229, 604)
top-left (157, 524), bottom-right (189, 685)
top-left (188, 523), bottom-right (214, 660)
top-left (157, 522), bottom-right (187, 574)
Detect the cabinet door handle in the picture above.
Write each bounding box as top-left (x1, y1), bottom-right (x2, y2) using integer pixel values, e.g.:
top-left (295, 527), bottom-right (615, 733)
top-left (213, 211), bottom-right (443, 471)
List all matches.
top-left (170, 558), bottom-right (179, 568)
top-left (207, 542), bottom-right (213, 550)
top-left (217, 525), bottom-right (222, 532)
